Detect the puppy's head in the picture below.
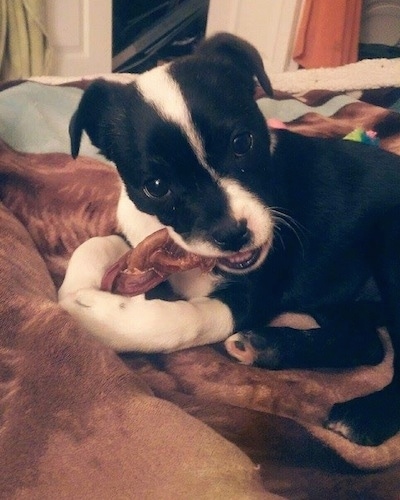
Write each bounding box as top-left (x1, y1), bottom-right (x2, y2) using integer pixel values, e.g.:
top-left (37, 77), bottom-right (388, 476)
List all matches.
top-left (69, 33), bottom-right (275, 274)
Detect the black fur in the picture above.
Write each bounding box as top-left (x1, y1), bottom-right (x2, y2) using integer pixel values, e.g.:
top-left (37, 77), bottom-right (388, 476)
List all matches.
top-left (228, 130), bottom-right (400, 446)
top-left (70, 33), bottom-right (400, 447)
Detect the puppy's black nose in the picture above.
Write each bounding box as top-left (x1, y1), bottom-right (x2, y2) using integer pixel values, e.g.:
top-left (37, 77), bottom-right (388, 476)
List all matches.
top-left (211, 219), bottom-right (250, 252)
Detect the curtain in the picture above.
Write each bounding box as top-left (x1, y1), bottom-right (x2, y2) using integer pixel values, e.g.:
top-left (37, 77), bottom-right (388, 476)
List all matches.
top-left (293, 0), bottom-right (362, 69)
top-left (0, 0), bottom-right (52, 80)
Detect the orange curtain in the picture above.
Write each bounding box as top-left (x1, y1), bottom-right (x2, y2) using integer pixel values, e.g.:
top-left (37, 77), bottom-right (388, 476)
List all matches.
top-left (293, 0), bottom-right (362, 69)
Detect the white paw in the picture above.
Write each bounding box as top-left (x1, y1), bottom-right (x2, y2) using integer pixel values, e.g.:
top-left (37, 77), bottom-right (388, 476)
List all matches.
top-left (325, 420), bottom-right (353, 441)
top-left (74, 289), bottom-right (106, 308)
top-left (60, 288), bottom-right (129, 321)
top-left (224, 332), bottom-right (257, 365)
top-left (58, 235), bottom-right (130, 301)
top-left (60, 288), bottom-right (234, 354)
top-left (59, 287), bottom-right (144, 351)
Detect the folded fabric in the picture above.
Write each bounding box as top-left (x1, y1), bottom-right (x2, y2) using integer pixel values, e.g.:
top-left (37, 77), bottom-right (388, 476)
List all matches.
top-left (1, 80), bottom-right (400, 500)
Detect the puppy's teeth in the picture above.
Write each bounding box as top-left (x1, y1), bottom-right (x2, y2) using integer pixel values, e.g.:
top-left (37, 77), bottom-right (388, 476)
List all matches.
top-left (227, 250), bottom-right (253, 264)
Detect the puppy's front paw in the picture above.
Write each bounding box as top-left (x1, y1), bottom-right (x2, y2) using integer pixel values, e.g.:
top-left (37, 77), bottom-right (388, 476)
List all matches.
top-left (74, 289), bottom-right (102, 308)
top-left (224, 332), bottom-right (258, 365)
top-left (325, 383), bottom-right (400, 446)
top-left (224, 331), bottom-right (283, 368)
top-left (60, 288), bottom-right (130, 319)
top-left (59, 288), bottom-right (143, 350)
top-left (60, 288), bottom-right (95, 313)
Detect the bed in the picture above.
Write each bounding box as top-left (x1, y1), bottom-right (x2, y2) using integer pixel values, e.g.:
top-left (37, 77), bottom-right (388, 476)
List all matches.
top-left (1, 62), bottom-right (400, 498)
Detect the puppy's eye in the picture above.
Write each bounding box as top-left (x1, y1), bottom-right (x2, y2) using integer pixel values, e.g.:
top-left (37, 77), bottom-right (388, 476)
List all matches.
top-left (232, 132), bottom-right (253, 157)
top-left (143, 178), bottom-right (171, 199)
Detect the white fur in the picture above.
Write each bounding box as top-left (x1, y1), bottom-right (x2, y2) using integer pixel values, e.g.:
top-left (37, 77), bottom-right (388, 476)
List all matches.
top-left (325, 421), bottom-right (354, 441)
top-left (169, 268), bottom-right (223, 300)
top-left (59, 236), bottom-right (234, 352)
top-left (268, 128), bottom-right (279, 154)
top-left (59, 235), bottom-right (130, 296)
top-left (135, 65), bottom-right (214, 176)
top-left (220, 178), bottom-right (274, 250)
top-left (61, 291), bottom-right (233, 353)
top-left (117, 185), bottom-right (166, 246)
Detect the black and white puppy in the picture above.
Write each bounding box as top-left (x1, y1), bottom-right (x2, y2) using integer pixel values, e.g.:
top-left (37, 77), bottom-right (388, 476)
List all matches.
top-left (59, 33), bottom-right (275, 352)
top-left (59, 33), bottom-right (400, 447)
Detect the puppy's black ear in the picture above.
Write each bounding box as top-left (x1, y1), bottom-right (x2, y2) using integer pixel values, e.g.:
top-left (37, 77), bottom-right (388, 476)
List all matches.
top-left (69, 79), bottom-right (120, 159)
top-left (195, 33), bottom-right (273, 97)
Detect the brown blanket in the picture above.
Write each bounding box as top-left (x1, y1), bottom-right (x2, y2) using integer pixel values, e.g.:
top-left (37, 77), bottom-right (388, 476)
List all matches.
top-left (0, 144), bottom-right (268, 499)
top-left (2, 81), bottom-right (400, 498)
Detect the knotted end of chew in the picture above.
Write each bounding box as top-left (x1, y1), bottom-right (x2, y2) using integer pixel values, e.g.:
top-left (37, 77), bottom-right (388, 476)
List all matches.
top-left (101, 229), bottom-right (216, 296)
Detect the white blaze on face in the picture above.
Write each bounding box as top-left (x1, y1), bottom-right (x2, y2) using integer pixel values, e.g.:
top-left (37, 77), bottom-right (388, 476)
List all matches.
top-left (135, 64), bottom-right (213, 175)
top-left (219, 178), bottom-right (274, 248)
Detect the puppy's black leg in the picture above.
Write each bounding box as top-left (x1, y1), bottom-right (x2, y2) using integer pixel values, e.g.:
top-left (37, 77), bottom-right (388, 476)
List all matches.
top-left (326, 210), bottom-right (400, 446)
top-left (326, 381), bottom-right (400, 446)
top-left (226, 302), bottom-right (385, 369)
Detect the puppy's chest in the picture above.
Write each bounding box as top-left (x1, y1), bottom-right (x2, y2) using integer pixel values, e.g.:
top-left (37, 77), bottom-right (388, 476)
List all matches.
top-left (168, 269), bottom-right (223, 299)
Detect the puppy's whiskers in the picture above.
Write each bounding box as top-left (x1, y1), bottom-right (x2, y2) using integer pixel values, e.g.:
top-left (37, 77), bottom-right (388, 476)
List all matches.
top-left (270, 208), bottom-right (306, 255)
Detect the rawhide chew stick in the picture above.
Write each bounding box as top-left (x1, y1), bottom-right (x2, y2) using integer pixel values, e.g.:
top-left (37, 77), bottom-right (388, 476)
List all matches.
top-left (101, 228), bottom-right (216, 296)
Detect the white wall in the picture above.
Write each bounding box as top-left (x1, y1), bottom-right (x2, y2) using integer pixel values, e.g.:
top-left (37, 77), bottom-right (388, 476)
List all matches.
top-left (206, 0), bottom-right (303, 73)
top-left (45, 0), bottom-right (112, 76)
